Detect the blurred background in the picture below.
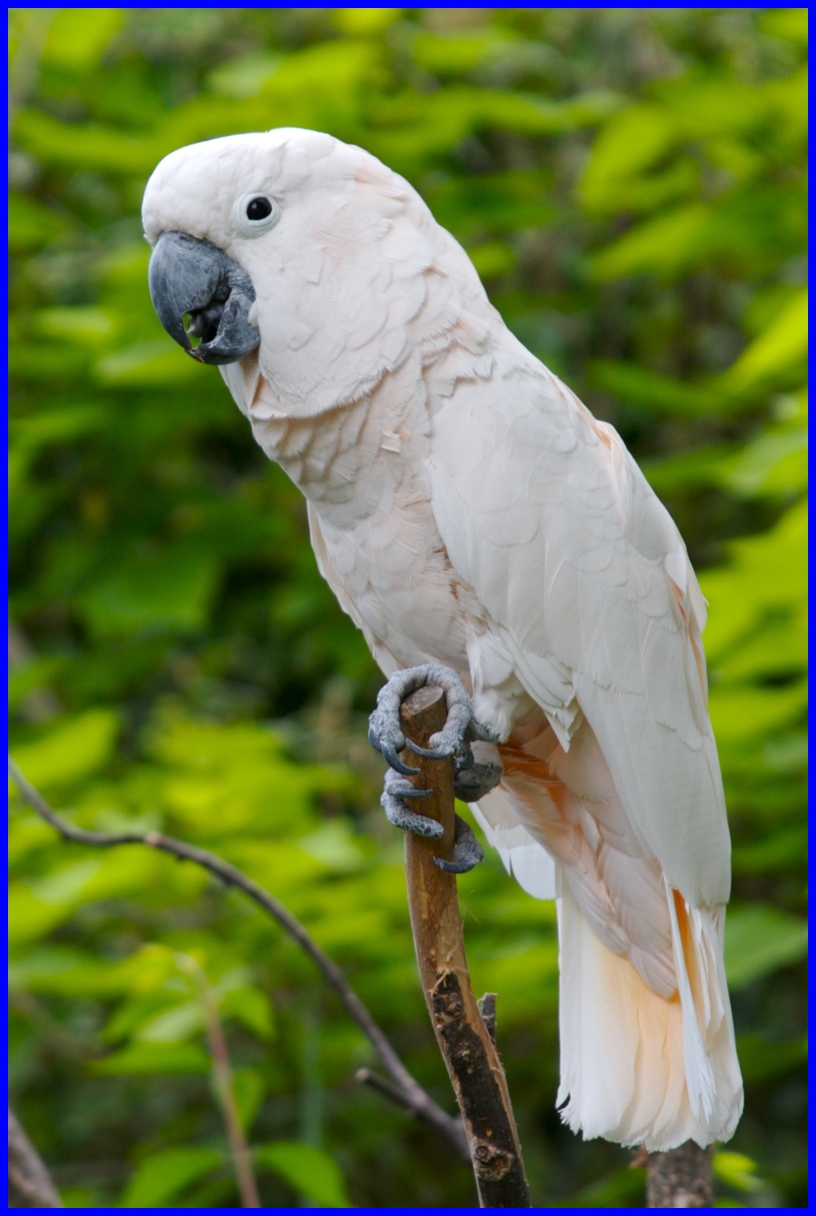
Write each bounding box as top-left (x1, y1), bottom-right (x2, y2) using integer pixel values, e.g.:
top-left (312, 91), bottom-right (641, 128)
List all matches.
top-left (8, 7), bottom-right (807, 1208)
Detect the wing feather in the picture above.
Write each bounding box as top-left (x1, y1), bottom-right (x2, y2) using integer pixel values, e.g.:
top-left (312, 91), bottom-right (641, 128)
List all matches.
top-left (426, 345), bottom-right (731, 908)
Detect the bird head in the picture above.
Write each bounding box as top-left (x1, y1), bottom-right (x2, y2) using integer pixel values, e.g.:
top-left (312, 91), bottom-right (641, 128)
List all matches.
top-left (143, 128), bottom-right (488, 414)
top-left (143, 129), bottom-right (324, 365)
top-left (143, 129), bottom-right (422, 365)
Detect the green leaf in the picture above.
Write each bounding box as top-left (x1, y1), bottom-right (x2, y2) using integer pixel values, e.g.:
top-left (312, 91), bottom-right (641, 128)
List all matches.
top-left (9, 709), bottom-right (119, 789)
top-left (588, 359), bottom-right (731, 418)
top-left (31, 859), bottom-right (103, 906)
top-left (233, 1067), bottom-right (265, 1134)
top-left (119, 1147), bottom-right (222, 1207)
top-left (725, 905), bottom-right (807, 989)
top-left (42, 8), bottom-right (123, 71)
top-left (724, 427), bottom-right (807, 497)
top-left (712, 1151), bottom-right (764, 1194)
top-left (760, 8), bottom-right (808, 45)
top-left (736, 1033), bottom-right (807, 1084)
top-left (708, 681), bottom-right (807, 746)
top-left (76, 546), bottom-right (219, 638)
top-left (9, 881), bottom-right (84, 947)
top-left (469, 240), bottom-right (516, 280)
top-left (102, 991), bottom-right (190, 1044)
top-left (700, 500), bottom-right (807, 659)
top-left (411, 29), bottom-right (520, 77)
top-left (220, 986), bottom-right (275, 1040)
top-left (33, 307), bottom-right (117, 346)
top-left (13, 109), bottom-right (155, 173)
top-left (732, 825), bottom-right (807, 875)
top-left (590, 203), bottom-right (711, 281)
top-left (256, 1141), bottom-right (350, 1208)
top-left (95, 339), bottom-right (206, 385)
top-left (137, 1000), bottom-right (204, 1044)
top-left (9, 404), bottom-right (106, 449)
top-left (332, 8), bottom-right (403, 36)
top-left (90, 1040), bottom-right (211, 1075)
top-left (8, 192), bottom-right (67, 252)
top-left (579, 103), bottom-right (679, 215)
top-left (8, 655), bottom-right (65, 711)
top-left (722, 289), bottom-right (807, 389)
top-left (208, 52), bottom-right (282, 100)
top-left (297, 821), bottom-right (368, 874)
top-left (654, 72), bottom-right (769, 138)
top-left (642, 444), bottom-right (740, 493)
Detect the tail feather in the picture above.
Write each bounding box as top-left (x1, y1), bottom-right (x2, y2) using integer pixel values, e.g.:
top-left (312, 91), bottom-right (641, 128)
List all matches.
top-left (556, 869), bottom-right (743, 1150)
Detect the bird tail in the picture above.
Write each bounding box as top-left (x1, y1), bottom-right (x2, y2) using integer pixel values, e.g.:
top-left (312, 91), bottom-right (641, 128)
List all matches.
top-left (554, 868), bottom-right (743, 1151)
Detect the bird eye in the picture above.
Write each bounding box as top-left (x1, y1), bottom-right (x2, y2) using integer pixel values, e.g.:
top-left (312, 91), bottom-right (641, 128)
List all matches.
top-left (246, 196), bottom-right (273, 221)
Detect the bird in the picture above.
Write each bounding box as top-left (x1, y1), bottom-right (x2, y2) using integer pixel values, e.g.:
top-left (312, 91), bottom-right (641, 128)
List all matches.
top-left (142, 127), bottom-right (743, 1152)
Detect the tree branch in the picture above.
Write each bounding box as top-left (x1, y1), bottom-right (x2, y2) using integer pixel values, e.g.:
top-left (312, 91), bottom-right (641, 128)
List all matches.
top-left (399, 687), bottom-right (530, 1207)
top-left (176, 954), bottom-right (261, 1208)
top-left (646, 1142), bottom-right (713, 1208)
top-left (7, 757), bottom-right (469, 1161)
top-left (8, 1106), bottom-right (63, 1208)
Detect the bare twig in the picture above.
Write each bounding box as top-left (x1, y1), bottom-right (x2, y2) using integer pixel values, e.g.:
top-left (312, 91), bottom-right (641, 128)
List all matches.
top-left (399, 687), bottom-right (530, 1208)
top-left (8, 1106), bottom-right (63, 1208)
top-left (175, 954), bottom-right (260, 1208)
top-left (7, 756), bottom-right (468, 1160)
top-left (646, 1142), bottom-right (713, 1208)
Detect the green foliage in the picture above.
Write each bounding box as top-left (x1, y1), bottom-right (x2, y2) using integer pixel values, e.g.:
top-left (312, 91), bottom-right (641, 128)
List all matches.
top-left (9, 7), bottom-right (806, 1208)
top-left (255, 1141), bottom-right (350, 1207)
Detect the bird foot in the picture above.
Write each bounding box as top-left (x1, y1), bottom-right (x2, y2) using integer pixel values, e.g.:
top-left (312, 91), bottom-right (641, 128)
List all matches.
top-left (370, 664), bottom-right (501, 873)
top-left (381, 771), bottom-right (485, 873)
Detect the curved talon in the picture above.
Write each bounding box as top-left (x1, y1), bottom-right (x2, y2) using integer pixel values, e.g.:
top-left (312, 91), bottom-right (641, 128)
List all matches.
top-left (381, 794), bottom-right (443, 839)
top-left (381, 769), bottom-right (443, 839)
top-left (388, 781), bottom-right (434, 800)
top-left (381, 742), bottom-right (419, 777)
top-left (370, 664), bottom-right (502, 848)
top-left (405, 738), bottom-right (454, 760)
top-left (433, 814), bottom-right (484, 874)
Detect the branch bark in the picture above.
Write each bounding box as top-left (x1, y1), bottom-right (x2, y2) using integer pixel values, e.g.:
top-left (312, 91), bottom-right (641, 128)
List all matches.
top-left (8, 1106), bottom-right (63, 1208)
top-left (8, 756), bottom-right (468, 1161)
top-left (399, 686), bottom-right (530, 1208)
top-left (646, 1142), bottom-right (713, 1208)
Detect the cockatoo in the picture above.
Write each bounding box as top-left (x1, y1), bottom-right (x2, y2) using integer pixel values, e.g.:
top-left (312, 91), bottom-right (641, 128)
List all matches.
top-left (142, 128), bottom-right (743, 1152)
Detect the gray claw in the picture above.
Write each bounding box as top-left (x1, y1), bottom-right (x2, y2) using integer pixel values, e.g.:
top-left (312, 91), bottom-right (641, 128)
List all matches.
top-left (370, 665), bottom-right (502, 847)
top-left (434, 815), bottom-right (484, 874)
top-left (381, 769), bottom-right (443, 839)
top-left (382, 742), bottom-right (420, 778)
top-left (405, 738), bottom-right (452, 760)
top-left (387, 779), bottom-right (434, 800)
top-left (369, 663), bottom-right (498, 770)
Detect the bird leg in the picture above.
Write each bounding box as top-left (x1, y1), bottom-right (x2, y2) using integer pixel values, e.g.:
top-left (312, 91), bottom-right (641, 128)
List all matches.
top-left (369, 664), bottom-right (502, 873)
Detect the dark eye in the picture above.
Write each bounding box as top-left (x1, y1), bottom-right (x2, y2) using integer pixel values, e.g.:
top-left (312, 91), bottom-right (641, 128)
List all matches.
top-left (246, 196), bottom-right (273, 221)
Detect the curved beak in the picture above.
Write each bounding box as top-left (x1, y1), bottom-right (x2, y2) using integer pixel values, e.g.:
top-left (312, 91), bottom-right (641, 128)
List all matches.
top-left (148, 231), bottom-right (259, 365)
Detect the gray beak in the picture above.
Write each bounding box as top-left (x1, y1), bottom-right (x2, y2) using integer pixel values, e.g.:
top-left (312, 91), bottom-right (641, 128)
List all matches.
top-left (148, 231), bottom-right (260, 365)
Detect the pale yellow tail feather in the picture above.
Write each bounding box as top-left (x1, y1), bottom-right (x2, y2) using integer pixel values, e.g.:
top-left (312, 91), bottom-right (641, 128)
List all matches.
top-left (555, 870), bottom-right (743, 1150)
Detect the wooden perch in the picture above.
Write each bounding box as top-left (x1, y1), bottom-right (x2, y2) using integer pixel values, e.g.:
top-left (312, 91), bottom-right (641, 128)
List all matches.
top-left (646, 1142), bottom-right (713, 1208)
top-left (399, 686), bottom-right (530, 1208)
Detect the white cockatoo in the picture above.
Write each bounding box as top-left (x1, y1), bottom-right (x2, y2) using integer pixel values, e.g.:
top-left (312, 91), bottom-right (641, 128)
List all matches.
top-left (142, 128), bottom-right (743, 1152)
